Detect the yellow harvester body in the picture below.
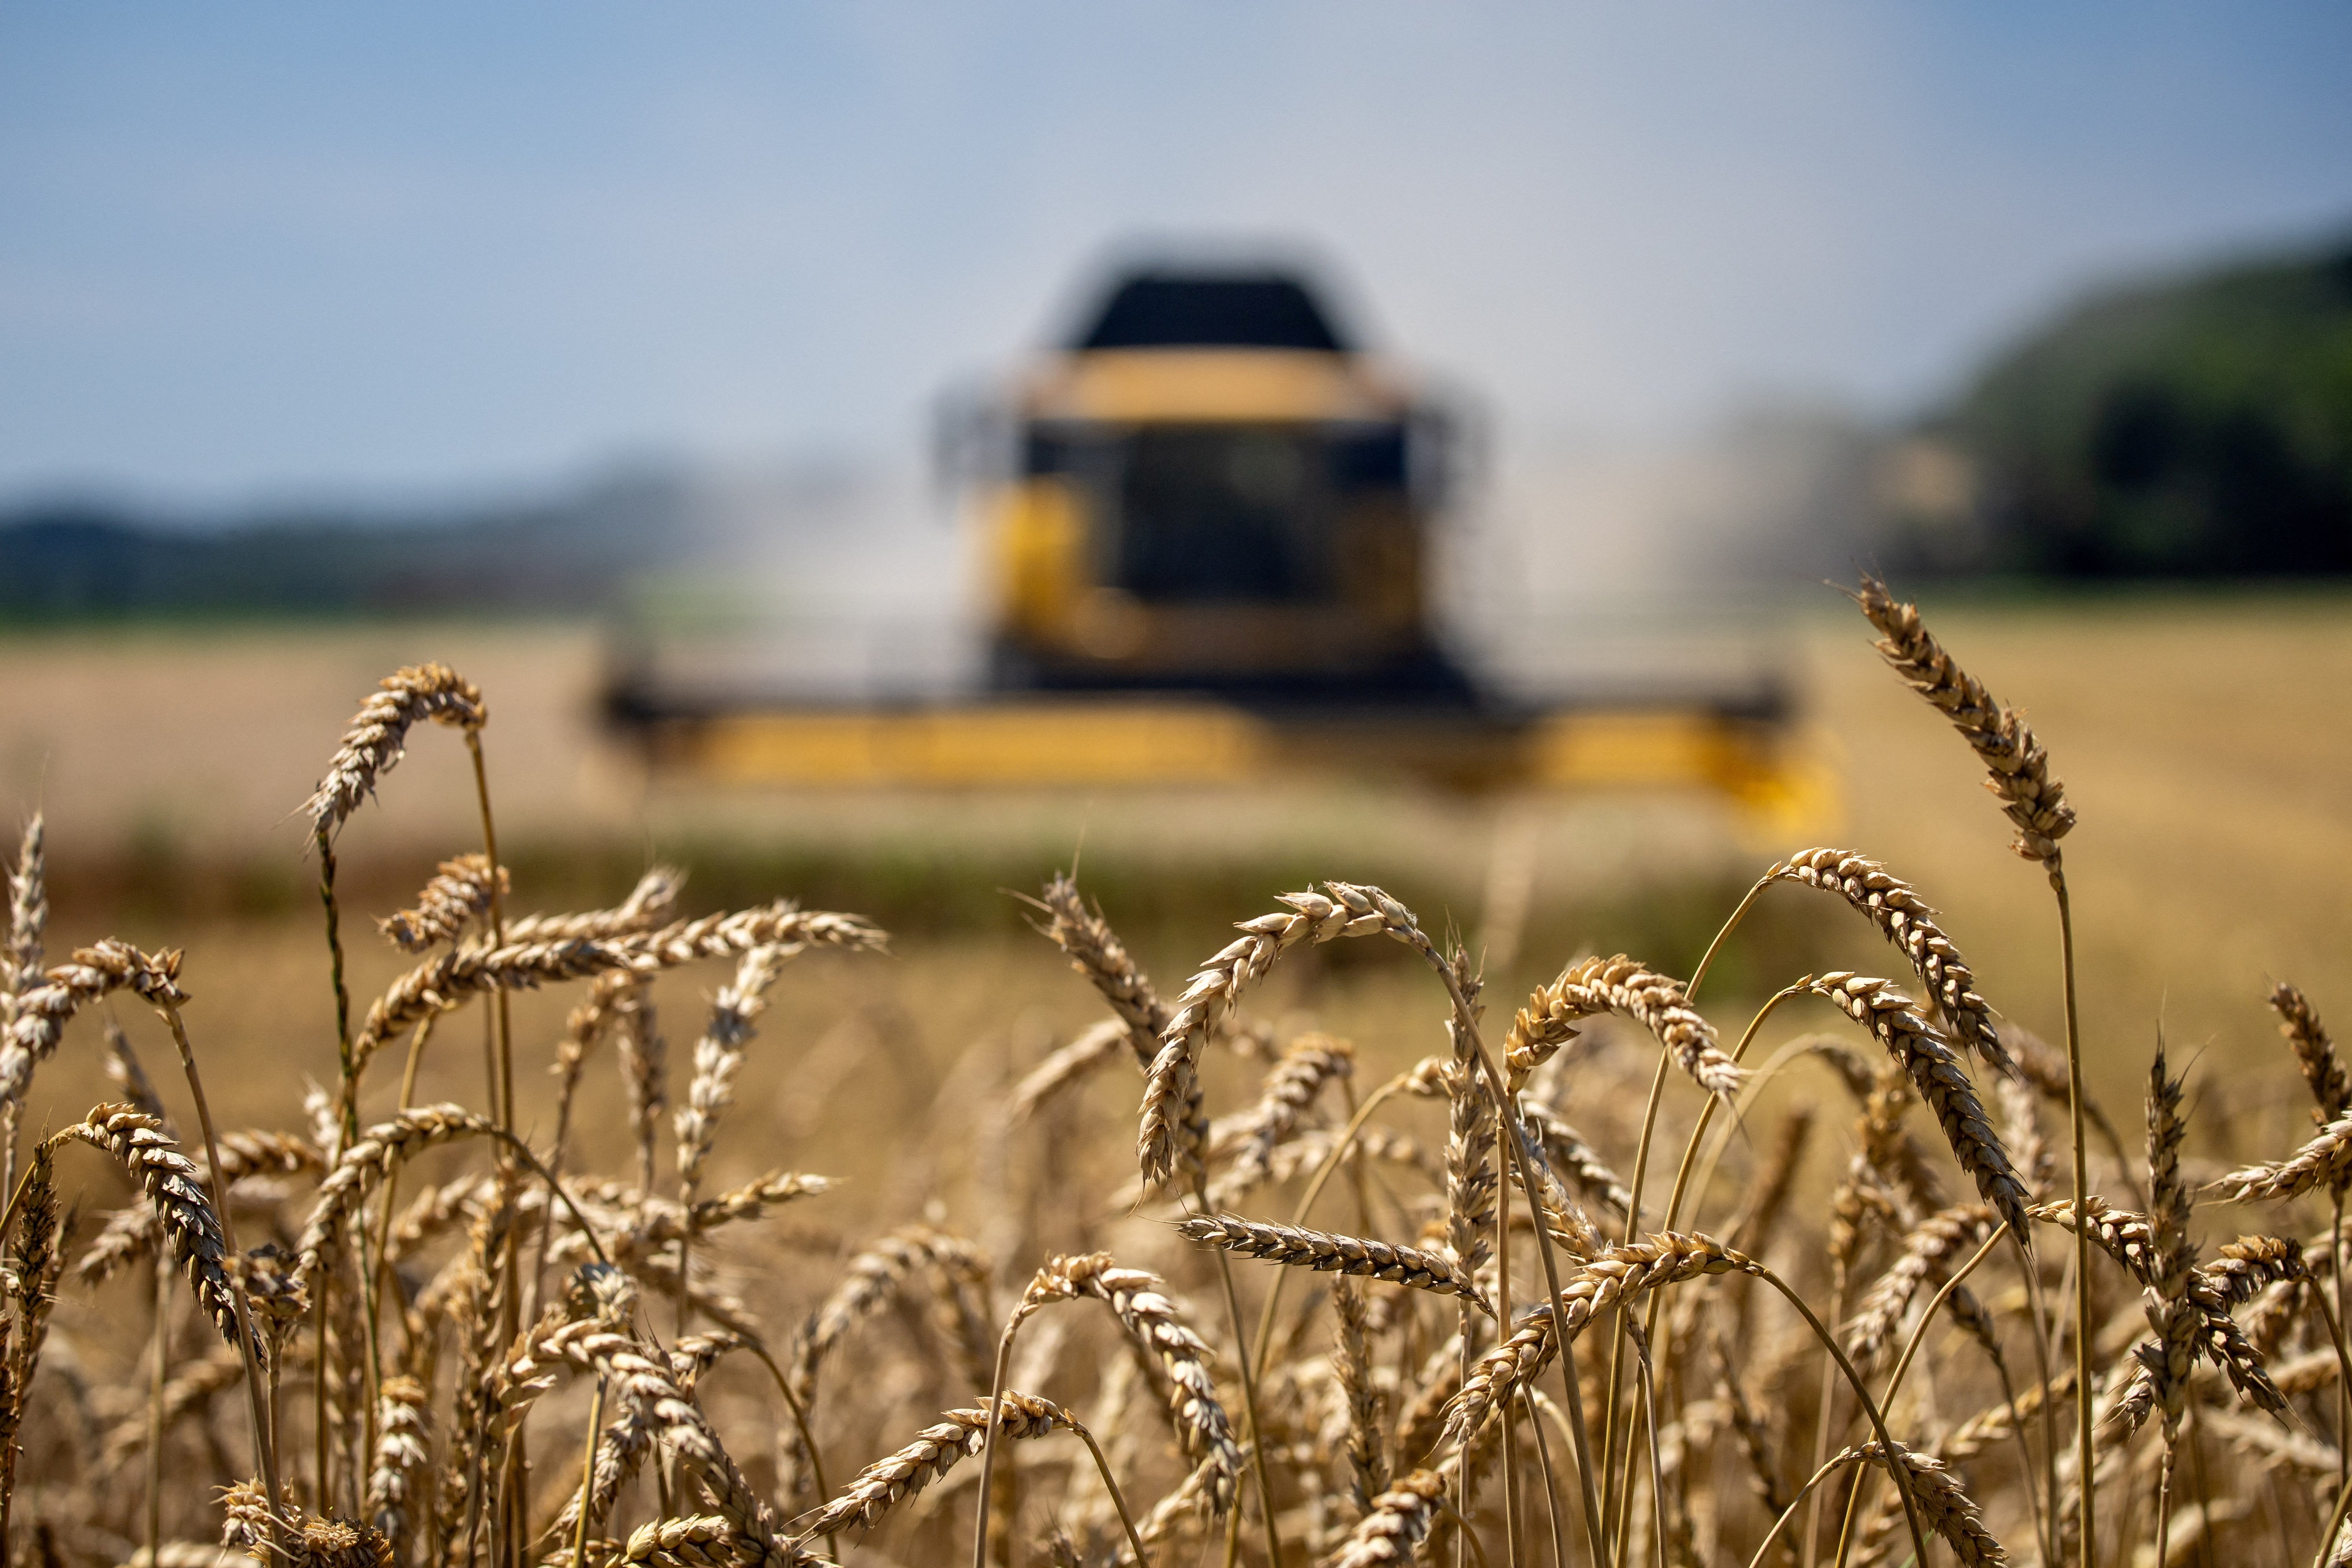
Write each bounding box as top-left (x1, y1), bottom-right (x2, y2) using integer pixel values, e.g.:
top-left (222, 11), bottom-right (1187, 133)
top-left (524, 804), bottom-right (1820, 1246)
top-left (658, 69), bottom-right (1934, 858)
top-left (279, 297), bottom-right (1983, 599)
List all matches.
top-left (610, 266), bottom-right (1807, 815)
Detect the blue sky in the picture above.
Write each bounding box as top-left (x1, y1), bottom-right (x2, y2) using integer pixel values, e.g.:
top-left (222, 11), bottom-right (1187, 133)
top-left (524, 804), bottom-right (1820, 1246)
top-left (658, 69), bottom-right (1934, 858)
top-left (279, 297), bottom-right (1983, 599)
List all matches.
top-left (4, 4), bottom-right (2350, 505)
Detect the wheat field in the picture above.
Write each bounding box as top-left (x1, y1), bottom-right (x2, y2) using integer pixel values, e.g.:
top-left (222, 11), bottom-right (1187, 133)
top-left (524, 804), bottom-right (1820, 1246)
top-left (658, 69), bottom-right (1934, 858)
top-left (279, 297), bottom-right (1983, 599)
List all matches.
top-left (2, 582), bottom-right (2350, 1568)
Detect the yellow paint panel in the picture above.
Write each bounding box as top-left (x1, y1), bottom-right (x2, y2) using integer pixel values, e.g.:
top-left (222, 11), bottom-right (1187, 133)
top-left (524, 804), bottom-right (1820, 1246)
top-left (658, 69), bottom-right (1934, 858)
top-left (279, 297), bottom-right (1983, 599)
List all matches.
top-left (690, 702), bottom-right (1270, 785)
top-left (1027, 350), bottom-right (1405, 424)
top-left (671, 701), bottom-right (1830, 834)
top-left (1528, 711), bottom-right (1765, 788)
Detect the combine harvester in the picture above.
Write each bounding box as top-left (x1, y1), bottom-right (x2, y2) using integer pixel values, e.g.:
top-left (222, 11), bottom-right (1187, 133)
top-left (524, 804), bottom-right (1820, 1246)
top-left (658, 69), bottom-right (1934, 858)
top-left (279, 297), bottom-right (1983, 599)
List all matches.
top-left (605, 262), bottom-right (1808, 818)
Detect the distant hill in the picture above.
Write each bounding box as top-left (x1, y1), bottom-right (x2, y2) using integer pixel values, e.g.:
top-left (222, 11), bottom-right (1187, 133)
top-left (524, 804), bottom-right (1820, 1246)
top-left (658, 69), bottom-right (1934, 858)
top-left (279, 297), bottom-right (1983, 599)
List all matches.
top-left (1918, 233), bottom-right (2352, 578)
top-left (0, 468), bottom-right (695, 617)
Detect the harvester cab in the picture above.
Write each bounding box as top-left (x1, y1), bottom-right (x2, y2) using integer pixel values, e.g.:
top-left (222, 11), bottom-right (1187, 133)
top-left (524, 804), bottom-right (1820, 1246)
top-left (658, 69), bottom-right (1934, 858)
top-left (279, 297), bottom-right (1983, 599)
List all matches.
top-left (971, 268), bottom-right (1470, 704)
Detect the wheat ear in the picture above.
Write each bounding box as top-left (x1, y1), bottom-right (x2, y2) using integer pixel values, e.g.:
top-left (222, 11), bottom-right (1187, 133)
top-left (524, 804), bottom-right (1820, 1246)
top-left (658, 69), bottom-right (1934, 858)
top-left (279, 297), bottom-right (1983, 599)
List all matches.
top-left (54, 1106), bottom-right (260, 1361)
top-left (1175, 1214), bottom-right (1492, 1308)
top-left (2, 815), bottom-right (44, 1001)
top-left (1007, 1252), bottom-right (1243, 1510)
top-left (1032, 873), bottom-right (1168, 1065)
top-left (1843, 1202), bottom-right (1999, 1367)
top-left (348, 905), bottom-right (883, 1087)
top-left (1008, 1018), bottom-right (1132, 1124)
top-left (1767, 848), bottom-right (2014, 1077)
top-left (1140, 887), bottom-right (1395, 1184)
top-left (615, 1515), bottom-right (797, 1568)
top-left (792, 1392), bottom-right (1072, 1541)
top-left (1506, 954), bottom-right (1743, 1099)
top-left (0, 1137), bottom-right (58, 1534)
top-left (0, 941), bottom-right (185, 1122)
top-left (1329, 1464), bottom-right (1454, 1568)
top-left (379, 854), bottom-right (509, 952)
top-left (2214, 1111), bottom-right (2352, 1202)
top-left (1840, 1443), bottom-right (2009, 1568)
top-left (672, 944), bottom-right (788, 1330)
top-left (503, 865), bottom-right (685, 944)
top-left (1, 815), bottom-right (44, 1200)
top-left (1856, 574), bottom-right (2073, 865)
top-left (1802, 973), bottom-right (2030, 1237)
top-left (1331, 1274), bottom-right (1387, 1516)
top-left (365, 1373), bottom-right (431, 1547)
top-left (304, 664), bottom-right (486, 830)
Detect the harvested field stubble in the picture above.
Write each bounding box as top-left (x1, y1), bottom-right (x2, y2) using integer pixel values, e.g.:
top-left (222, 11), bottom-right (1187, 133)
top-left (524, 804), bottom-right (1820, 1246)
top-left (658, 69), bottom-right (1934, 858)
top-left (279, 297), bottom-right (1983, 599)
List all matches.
top-left (2, 583), bottom-right (2351, 1568)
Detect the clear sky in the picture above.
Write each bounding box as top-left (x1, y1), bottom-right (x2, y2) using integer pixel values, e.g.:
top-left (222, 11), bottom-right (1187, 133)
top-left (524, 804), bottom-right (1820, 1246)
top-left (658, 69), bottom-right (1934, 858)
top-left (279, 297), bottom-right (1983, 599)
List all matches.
top-left (4, 3), bottom-right (2350, 505)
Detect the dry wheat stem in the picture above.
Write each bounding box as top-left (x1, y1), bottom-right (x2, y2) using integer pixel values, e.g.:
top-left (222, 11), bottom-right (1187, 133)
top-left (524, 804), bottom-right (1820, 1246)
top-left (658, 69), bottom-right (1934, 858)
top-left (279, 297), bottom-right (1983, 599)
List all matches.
top-left (1448, 1233), bottom-right (1933, 1568)
top-left (1606, 976), bottom-right (1802, 1555)
top-left (1838, 1220), bottom-right (2016, 1568)
top-left (1342, 882), bottom-right (1610, 1568)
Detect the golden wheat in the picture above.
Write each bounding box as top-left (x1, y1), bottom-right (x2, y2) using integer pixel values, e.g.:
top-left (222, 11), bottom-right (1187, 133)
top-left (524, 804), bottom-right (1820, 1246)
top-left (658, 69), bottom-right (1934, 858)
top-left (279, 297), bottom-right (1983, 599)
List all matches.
top-left (5, 607), bottom-right (2351, 1568)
